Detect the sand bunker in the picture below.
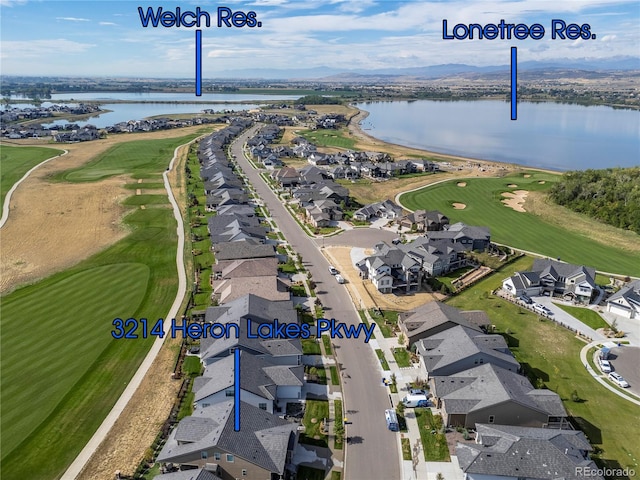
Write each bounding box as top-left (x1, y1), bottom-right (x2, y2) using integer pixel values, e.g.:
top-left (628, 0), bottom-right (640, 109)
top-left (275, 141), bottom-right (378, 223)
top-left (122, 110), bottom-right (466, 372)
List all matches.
top-left (501, 190), bottom-right (529, 213)
top-left (457, 182), bottom-right (467, 187)
top-left (452, 203), bottom-right (467, 210)
top-left (538, 180), bottom-right (546, 184)
top-left (507, 184), bottom-right (518, 188)
top-left (524, 174), bottom-right (531, 178)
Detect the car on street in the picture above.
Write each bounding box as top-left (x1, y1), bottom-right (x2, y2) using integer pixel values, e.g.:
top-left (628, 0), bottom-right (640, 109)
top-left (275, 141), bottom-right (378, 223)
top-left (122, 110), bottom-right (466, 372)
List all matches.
top-left (598, 358), bottom-right (612, 373)
top-left (328, 266), bottom-right (338, 275)
top-left (608, 372), bottom-right (629, 388)
top-left (335, 274), bottom-right (345, 284)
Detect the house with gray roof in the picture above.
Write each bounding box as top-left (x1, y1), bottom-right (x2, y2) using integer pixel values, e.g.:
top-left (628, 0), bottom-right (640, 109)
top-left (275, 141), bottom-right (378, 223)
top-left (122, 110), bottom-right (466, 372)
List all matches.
top-left (431, 363), bottom-right (569, 429)
top-left (157, 401), bottom-right (297, 479)
top-left (415, 325), bottom-right (519, 378)
top-left (425, 222), bottom-right (491, 251)
top-left (353, 200), bottom-right (404, 222)
top-left (193, 352), bottom-right (303, 413)
top-left (199, 295), bottom-right (301, 366)
top-left (456, 424), bottom-right (602, 480)
top-left (213, 242), bottom-right (276, 262)
top-left (155, 467), bottom-right (222, 480)
top-left (532, 259), bottom-right (596, 304)
top-left (397, 209), bottom-right (449, 232)
top-left (607, 279), bottom-right (640, 319)
top-left (213, 276), bottom-right (291, 304)
top-left (502, 270), bottom-right (542, 298)
top-left (398, 301), bottom-right (488, 347)
top-left (357, 243), bottom-right (421, 294)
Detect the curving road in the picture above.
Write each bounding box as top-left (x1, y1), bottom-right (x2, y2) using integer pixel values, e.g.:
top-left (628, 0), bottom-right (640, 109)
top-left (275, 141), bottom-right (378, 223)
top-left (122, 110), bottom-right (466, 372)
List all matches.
top-left (61, 140), bottom-right (192, 479)
top-left (230, 126), bottom-right (401, 480)
top-left (0, 149), bottom-right (68, 228)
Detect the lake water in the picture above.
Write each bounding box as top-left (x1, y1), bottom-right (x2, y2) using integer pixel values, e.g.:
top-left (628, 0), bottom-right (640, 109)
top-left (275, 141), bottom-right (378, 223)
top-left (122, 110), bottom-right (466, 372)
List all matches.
top-left (40, 102), bottom-right (261, 128)
top-left (356, 100), bottom-right (640, 171)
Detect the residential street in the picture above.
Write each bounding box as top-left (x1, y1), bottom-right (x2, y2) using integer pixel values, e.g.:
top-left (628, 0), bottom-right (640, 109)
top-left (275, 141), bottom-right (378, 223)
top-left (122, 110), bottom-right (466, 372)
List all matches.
top-left (230, 126), bottom-right (401, 480)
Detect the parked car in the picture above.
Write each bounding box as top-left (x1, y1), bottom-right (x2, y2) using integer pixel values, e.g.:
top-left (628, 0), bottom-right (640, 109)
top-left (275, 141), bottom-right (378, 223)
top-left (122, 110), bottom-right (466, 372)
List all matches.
top-left (401, 393), bottom-right (429, 408)
top-left (328, 266), bottom-right (338, 275)
top-left (608, 372), bottom-right (629, 388)
top-left (520, 294), bottom-right (533, 304)
top-left (392, 238), bottom-right (402, 245)
top-left (385, 409), bottom-right (399, 432)
top-left (335, 274), bottom-right (345, 284)
top-left (598, 358), bottom-right (612, 373)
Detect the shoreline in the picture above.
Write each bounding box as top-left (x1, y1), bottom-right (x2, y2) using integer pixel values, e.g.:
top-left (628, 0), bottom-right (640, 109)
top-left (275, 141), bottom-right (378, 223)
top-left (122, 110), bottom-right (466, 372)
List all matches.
top-left (346, 104), bottom-right (564, 175)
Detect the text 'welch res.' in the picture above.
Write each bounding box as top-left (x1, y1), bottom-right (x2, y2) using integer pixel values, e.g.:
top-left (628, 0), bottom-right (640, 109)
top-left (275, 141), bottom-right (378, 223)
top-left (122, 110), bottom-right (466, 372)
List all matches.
top-left (138, 6), bottom-right (262, 28)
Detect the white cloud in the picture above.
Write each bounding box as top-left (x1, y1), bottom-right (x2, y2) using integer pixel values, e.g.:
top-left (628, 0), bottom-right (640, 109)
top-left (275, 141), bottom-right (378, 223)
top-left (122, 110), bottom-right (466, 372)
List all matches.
top-left (600, 34), bottom-right (617, 41)
top-left (0, 39), bottom-right (95, 59)
top-left (0, 0), bottom-right (27, 6)
top-left (56, 17), bottom-right (90, 22)
top-left (99, 22), bottom-right (118, 26)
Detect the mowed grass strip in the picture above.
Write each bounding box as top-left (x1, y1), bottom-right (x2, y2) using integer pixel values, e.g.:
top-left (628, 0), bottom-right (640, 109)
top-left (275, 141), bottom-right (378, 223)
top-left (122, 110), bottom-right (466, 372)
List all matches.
top-left (299, 128), bottom-right (356, 149)
top-left (56, 138), bottom-right (184, 182)
top-left (398, 172), bottom-right (639, 277)
top-left (0, 145), bottom-right (64, 211)
top-left (1, 263), bottom-right (150, 456)
top-left (0, 134), bottom-right (198, 479)
top-left (446, 256), bottom-right (640, 470)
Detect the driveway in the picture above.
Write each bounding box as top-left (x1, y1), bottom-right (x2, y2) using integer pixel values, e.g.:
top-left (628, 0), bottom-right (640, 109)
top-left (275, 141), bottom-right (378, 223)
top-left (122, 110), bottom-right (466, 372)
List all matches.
top-left (532, 296), bottom-right (606, 342)
top-left (230, 127), bottom-right (401, 480)
top-left (323, 227), bottom-right (398, 248)
top-left (607, 346), bottom-right (640, 396)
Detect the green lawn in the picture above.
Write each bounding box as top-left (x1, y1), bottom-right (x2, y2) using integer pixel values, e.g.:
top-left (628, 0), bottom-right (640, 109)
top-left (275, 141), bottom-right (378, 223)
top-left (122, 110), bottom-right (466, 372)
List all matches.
top-left (446, 256), bottom-right (640, 470)
top-left (369, 309), bottom-right (398, 338)
top-left (375, 349), bottom-right (390, 371)
top-left (330, 366), bottom-right (340, 386)
top-left (398, 173), bottom-right (639, 277)
top-left (322, 334), bottom-right (333, 355)
top-left (299, 128), bottom-right (356, 149)
top-left (297, 466), bottom-right (325, 480)
top-left (334, 399), bottom-right (344, 450)
top-left (302, 338), bottom-right (322, 355)
top-left (182, 355), bottom-right (203, 377)
top-left (0, 145), bottom-right (63, 211)
top-left (0, 134), bottom-right (199, 479)
top-left (357, 310), bottom-right (376, 340)
top-left (392, 348), bottom-right (412, 368)
top-left (414, 408), bottom-right (450, 461)
top-left (299, 400), bottom-right (329, 448)
top-left (401, 437), bottom-right (412, 461)
top-left (553, 303), bottom-right (610, 330)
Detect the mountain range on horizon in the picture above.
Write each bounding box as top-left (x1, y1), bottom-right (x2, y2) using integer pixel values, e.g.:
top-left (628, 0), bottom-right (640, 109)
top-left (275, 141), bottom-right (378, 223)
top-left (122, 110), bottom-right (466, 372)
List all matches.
top-left (212, 56), bottom-right (640, 80)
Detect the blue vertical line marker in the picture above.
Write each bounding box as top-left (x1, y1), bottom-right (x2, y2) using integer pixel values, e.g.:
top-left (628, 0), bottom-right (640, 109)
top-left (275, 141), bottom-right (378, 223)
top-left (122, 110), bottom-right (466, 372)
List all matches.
top-left (234, 348), bottom-right (240, 431)
top-left (511, 46), bottom-right (517, 120)
top-left (195, 29), bottom-right (202, 97)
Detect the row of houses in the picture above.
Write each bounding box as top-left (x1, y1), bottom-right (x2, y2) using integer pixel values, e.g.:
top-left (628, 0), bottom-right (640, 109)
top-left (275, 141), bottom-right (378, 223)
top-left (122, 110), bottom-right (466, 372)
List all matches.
top-left (357, 221), bottom-right (491, 294)
top-left (397, 301), bottom-right (603, 480)
top-left (156, 124), bottom-right (303, 479)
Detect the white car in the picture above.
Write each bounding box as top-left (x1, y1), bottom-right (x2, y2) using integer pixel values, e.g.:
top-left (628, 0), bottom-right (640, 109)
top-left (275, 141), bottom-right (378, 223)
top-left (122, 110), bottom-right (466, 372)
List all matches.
top-left (608, 372), bottom-right (629, 388)
top-left (328, 266), bottom-right (338, 275)
top-left (335, 274), bottom-right (345, 284)
top-left (598, 358), bottom-right (612, 373)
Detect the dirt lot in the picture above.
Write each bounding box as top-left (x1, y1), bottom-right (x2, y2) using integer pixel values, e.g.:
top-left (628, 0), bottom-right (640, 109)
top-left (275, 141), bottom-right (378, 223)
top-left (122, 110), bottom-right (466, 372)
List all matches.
top-left (0, 127), bottom-right (206, 294)
top-left (322, 246), bottom-right (443, 312)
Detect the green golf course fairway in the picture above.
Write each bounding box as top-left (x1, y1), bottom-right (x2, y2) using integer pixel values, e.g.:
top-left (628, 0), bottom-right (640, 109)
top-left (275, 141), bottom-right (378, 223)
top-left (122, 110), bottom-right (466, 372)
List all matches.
top-left (398, 172), bottom-right (639, 277)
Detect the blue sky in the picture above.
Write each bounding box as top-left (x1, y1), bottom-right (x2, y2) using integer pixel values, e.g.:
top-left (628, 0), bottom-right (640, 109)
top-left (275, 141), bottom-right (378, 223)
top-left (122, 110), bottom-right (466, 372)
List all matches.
top-left (1, 0), bottom-right (638, 77)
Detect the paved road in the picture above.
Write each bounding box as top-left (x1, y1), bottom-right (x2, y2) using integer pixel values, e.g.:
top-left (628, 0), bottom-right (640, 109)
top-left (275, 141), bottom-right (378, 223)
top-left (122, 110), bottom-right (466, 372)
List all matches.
top-left (61, 141), bottom-right (192, 479)
top-left (0, 148), bottom-right (68, 228)
top-left (231, 127), bottom-right (401, 480)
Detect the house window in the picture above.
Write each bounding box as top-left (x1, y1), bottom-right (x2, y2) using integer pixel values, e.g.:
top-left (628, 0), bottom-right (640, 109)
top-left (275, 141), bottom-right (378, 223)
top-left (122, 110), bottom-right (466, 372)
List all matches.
top-left (488, 415), bottom-right (495, 423)
top-left (242, 469), bottom-right (247, 476)
top-left (259, 403), bottom-right (267, 410)
top-left (214, 452), bottom-right (221, 461)
top-left (226, 454), bottom-right (234, 462)
top-left (202, 403), bottom-right (210, 408)
top-left (201, 451), bottom-right (208, 459)
top-left (225, 390), bottom-right (234, 397)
